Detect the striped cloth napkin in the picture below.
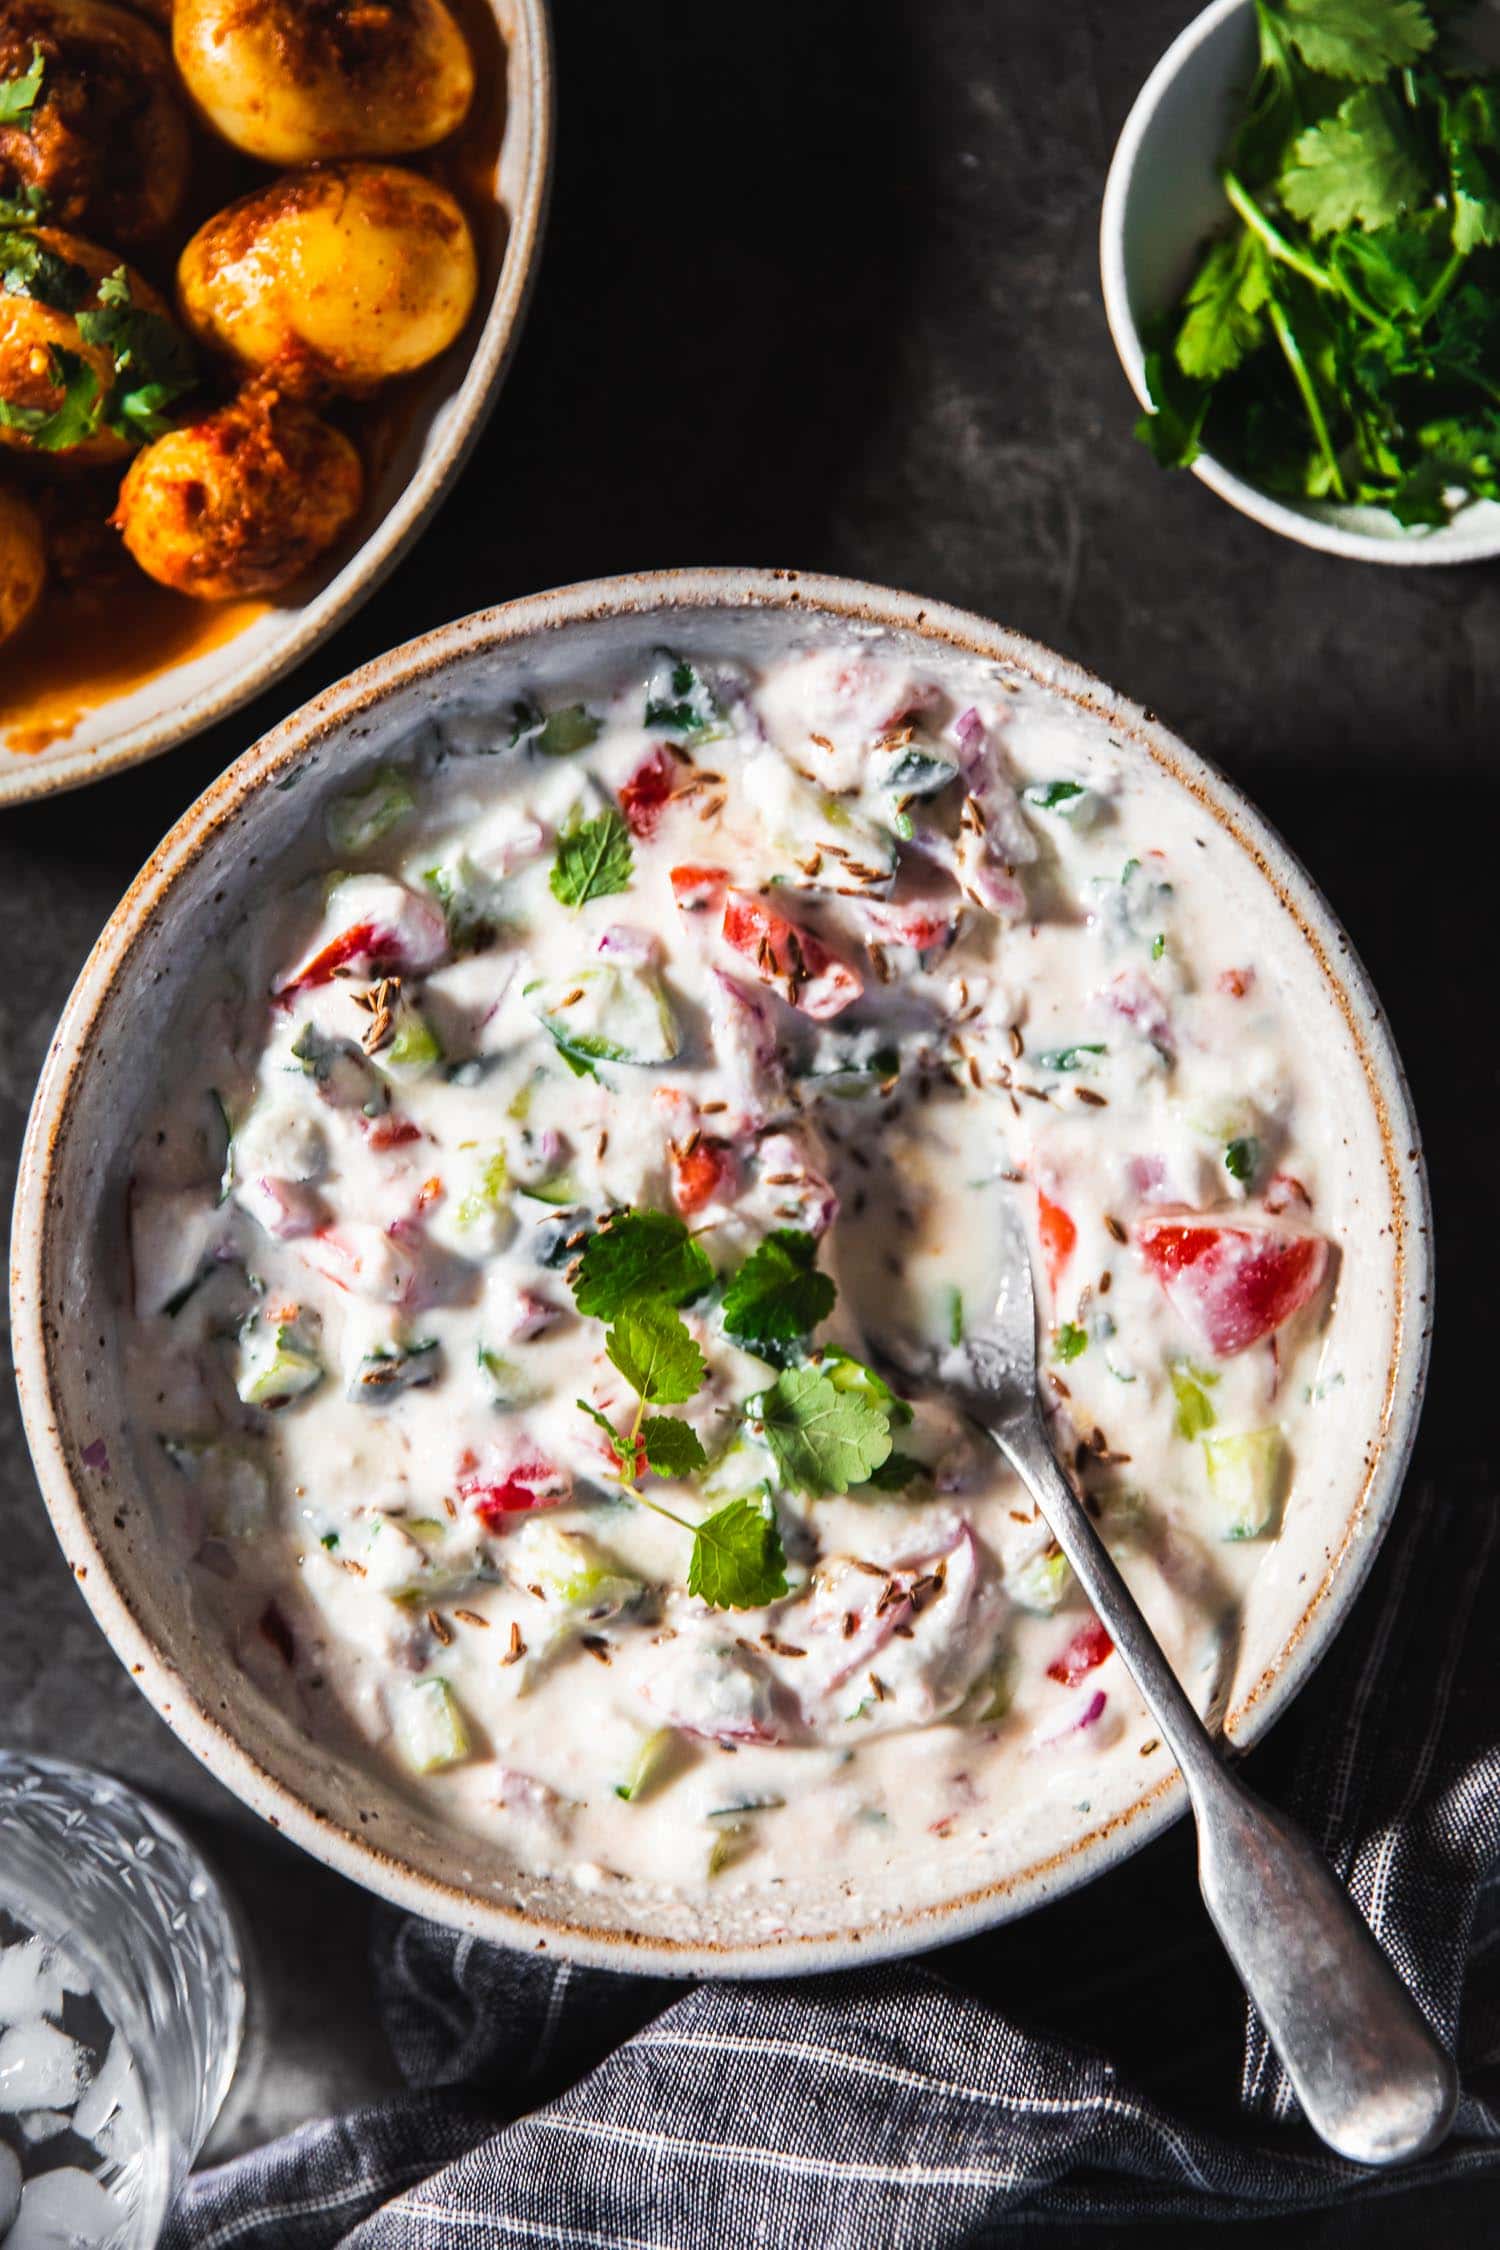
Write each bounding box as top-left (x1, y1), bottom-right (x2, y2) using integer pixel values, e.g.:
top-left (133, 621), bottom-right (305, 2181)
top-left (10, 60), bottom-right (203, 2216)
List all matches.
top-left (167, 1473), bottom-right (1500, 2248)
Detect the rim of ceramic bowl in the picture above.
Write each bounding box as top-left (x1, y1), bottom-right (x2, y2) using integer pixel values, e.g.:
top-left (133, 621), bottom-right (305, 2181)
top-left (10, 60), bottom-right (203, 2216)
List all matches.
top-left (0, 0), bottom-right (556, 809)
top-left (10, 567), bottom-right (1434, 1975)
top-left (1099, 0), bottom-right (1500, 567)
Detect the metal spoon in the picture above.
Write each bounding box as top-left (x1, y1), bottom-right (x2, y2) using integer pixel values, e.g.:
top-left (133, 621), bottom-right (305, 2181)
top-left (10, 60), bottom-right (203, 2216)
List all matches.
top-left (879, 1197), bottom-right (1456, 2168)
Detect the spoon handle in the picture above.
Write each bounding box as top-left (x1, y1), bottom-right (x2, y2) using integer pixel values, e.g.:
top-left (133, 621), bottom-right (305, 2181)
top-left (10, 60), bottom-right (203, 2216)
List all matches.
top-left (987, 1409), bottom-right (1457, 2168)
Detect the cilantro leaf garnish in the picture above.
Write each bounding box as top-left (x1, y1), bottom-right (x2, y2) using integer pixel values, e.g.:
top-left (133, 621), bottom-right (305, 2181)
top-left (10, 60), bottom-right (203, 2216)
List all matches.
top-left (0, 345), bottom-right (100, 452)
top-left (572, 1209), bottom-right (713, 1319)
top-left (549, 807), bottom-right (633, 910)
top-left (1279, 0), bottom-right (1434, 84)
top-left (606, 1298), bottom-right (705, 1406)
top-left (0, 46), bottom-right (44, 127)
top-left (1224, 1135), bottom-right (1260, 1183)
top-left (0, 227), bottom-right (89, 311)
top-left (77, 269), bottom-right (196, 442)
top-left (750, 1364), bottom-right (893, 1496)
top-left (643, 651), bottom-right (725, 740)
top-left (1021, 778), bottom-right (1090, 811)
top-left (640, 1415), bottom-right (709, 1479)
top-left (1282, 89), bottom-right (1426, 236)
top-left (1054, 1321), bottom-right (1089, 1364)
top-left (686, 1494), bottom-right (788, 1609)
top-left (720, 1230), bottom-right (835, 1358)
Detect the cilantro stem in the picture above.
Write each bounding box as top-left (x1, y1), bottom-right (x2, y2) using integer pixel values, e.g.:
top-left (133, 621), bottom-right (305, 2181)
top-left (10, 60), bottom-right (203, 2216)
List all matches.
top-left (1223, 172), bottom-right (1332, 298)
top-left (1267, 295), bottom-right (1346, 499)
top-left (1223, 172), bottom-right (1391, 334)
top-left (1416, 249), bottom-right (1466, 330)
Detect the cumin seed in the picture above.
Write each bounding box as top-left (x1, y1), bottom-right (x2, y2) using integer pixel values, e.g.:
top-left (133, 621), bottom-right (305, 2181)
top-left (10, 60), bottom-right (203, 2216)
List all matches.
top-left (1104, 1214), bottom-right (1127, 1244)
top-left (503, 1621), bottom-right (526, 1664)
top-left (427, 1609), bottom-right (452, 1646)
top-left (454, 1609), bottom-right (489, 1629)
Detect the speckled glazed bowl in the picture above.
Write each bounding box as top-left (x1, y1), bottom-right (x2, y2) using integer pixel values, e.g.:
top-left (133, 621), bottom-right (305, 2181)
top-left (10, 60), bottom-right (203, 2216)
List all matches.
top-left (11, 569), bottom-right (1432, 1975)
top-left (0, 0), bottom-right (554, 807)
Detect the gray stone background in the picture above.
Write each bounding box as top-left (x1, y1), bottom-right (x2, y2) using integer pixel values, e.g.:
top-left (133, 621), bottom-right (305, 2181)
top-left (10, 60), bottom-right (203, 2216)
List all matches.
top-left (1, 0), bottom-right (1496, 2239)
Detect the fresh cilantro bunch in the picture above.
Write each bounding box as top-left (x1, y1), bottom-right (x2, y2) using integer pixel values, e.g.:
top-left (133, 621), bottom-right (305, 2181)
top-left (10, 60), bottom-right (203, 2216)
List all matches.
top-left (568, 1207), bottom-right (923, 1608)
top-left (1138, 0), bottom-right (1500, 525)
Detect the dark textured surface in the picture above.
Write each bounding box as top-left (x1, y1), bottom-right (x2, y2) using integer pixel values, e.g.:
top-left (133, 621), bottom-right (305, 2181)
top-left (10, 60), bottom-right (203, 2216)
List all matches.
top-left (0, 0), bottom-right (1494, 2236)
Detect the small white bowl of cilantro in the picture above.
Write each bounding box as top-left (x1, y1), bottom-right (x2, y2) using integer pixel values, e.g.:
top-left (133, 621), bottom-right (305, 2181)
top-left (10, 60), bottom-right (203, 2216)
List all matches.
top-left (1101, 0), bottom-right (1500, 562)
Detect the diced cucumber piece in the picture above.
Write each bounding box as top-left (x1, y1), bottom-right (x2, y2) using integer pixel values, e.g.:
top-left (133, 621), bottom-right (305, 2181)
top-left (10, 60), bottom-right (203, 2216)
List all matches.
top-left (456, 1146), bottom-right (510, 1231)
top-left (349, 1338), bottom-right (441, 1404)
top-left (871, 741), bottom-right (960, 799)
top-left (423, 854), bottom-right (507, 954)
top-left (535, 705), bottom-right (599, 757)
top-left (396, 1678), bottom-right (470, 1773)
top-left (523, 965), bottom-right (681, 1075)
top-left (517, 1171), bottom-right (580, 1207)
top-left (380, 1000), bottom-right (443, 1080)
top-left (1202, 1429), bottom-right (1285, 1541)
top-left (1022, 779), bottom-right (1101, 827)
top-left (159, 1437), bottom-right (269, 1540)
top-left (476, 1345), bottom-right (535, 1409)
top-left (505, 1521), bottom-right (642, 1619)
top-left (614, 1727), bottom-right (678, 1803)
top-left (1009, 1548), bottom-right (1072, 1614)
top-left (741, 749), bottom-right (897, 888)
top-left (1169, 1361), bottom-right (1218, 1441)
top-left (965, 1647), bottom-right (1014, 1723)
top-left (817, 1346), bottom-right (914, 1427)
top-left (289, 1023), bottom-right (385, 1114)
top-left (325, 767), bottom-right (416, 855)
top-left (236, 1318), bottom-right (323, 1409)
top-left (706, 1820), bottom-right (751, 1877)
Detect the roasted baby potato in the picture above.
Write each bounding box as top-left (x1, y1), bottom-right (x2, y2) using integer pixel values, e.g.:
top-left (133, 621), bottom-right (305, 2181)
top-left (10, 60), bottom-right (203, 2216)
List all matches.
top-left (0, 230), bottom-right (187, 466)
top-left (174, 0), bottom-right (475, 165)
top-left (0, 2), bottom-right (190, 242)
top-left (0, 485), bottom-right (46, 642)
top-left (177, 163), bottom-right (478, 392)
top-left (114, 381), bottom-right (364, 599)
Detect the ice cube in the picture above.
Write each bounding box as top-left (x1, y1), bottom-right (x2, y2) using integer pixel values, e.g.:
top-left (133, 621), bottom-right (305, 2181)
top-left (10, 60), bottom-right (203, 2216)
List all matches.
top-left (6, 2166), bottom-right (121, 2248)
top-left (70, 2033), bottom-right (125, 2142)
top-left (0, 2141), bottom-right (20, 2235)
top-left (0, 2020), bottom-right (85, 2110)
top-left (0, 1939), bottom-right (70, 2025)
top-left (18, 2108), bottom-right (71, 2143)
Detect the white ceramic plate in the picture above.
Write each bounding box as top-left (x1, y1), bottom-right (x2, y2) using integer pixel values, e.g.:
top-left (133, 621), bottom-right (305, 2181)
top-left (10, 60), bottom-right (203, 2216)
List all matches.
top-left (1100, 0), bottom-right (1500, 564)
top-left (11, 569), bottom-right (1432, 1975)
top-left (0, 0), bottom-right (554, 805)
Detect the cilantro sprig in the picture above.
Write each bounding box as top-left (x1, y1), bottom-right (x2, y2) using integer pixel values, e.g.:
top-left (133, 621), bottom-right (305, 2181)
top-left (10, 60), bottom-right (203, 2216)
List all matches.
top-left (1137, 0), bottom-right (1500, 526)
top-left (549, 807), bottom-right (633, 910)
top-left (0, 46), bottom-right (44, 128)
top-left (572, 1211), bottom-right (786, 1609)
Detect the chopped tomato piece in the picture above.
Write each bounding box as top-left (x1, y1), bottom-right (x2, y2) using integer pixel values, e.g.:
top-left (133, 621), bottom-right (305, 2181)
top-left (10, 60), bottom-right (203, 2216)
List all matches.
top-left (618, 746), bottom-right (679, 837)
top-left (1264, 1173), bottom-right (1311, 1216)
top-left (670, 864), bottom-right (730, 912)
top-left (277, 920), bottom-right (379, 997)
top-left (1217, 967), bottom-right (1255, 999)
top-left (463, 1459), bottom-right (570, 1527)
top-left (363, 1113), bottom-right (422, 1150)
top-left (1046, 1615), bottom-right (1113, 1686)
top-left (1133, 1215), bottom-right (1330, 1359)
top-left (721, 889), bottom-right (863, 1020)
top-left (671, 1135), bottom-right (737, 1215)
top-left (1037, 1189), bottom-right (1077, 1294)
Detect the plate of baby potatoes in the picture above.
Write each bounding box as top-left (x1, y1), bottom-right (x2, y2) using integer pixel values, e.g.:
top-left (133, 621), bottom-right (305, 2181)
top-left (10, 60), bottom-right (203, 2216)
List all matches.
top-left (0, 0), bottom-right (553, 800)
